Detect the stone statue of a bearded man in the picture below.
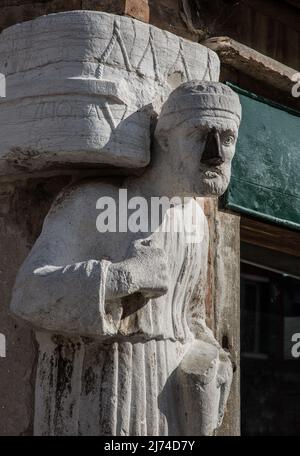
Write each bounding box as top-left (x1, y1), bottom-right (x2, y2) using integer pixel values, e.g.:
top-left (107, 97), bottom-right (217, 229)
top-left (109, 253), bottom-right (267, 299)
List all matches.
top-left (11, 81), bottom-right (241, 436)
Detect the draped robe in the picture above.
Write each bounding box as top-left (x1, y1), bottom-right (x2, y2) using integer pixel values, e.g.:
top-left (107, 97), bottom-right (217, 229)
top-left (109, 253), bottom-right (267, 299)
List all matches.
top-left (11, 180), bottom-right (222, 436)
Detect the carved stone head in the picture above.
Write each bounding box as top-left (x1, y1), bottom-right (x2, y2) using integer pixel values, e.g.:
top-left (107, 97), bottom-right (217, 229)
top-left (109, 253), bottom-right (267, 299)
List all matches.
top-left (155, 81), bottom-right (242, 197)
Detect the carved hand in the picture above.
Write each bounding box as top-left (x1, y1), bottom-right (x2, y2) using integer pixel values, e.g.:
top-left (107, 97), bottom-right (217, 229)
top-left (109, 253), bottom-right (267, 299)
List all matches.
top-left (105, 243), bottom-right (169, 300)
top-left (177, 339), bottom-right (233, 435)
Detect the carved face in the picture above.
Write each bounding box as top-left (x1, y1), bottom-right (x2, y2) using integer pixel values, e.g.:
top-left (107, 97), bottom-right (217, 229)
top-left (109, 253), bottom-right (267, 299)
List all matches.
top-left (167, 116), bottom-right (239, 197)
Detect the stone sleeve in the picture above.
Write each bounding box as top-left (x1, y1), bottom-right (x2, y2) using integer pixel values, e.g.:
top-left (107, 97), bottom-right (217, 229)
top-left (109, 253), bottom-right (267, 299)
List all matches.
top-left (10, 258), bottom-right (122, 338)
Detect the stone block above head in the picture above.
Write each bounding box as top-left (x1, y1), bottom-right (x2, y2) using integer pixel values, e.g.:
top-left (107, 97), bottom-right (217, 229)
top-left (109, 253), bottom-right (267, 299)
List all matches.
top-left (0, 10), bottom-right (220, 178)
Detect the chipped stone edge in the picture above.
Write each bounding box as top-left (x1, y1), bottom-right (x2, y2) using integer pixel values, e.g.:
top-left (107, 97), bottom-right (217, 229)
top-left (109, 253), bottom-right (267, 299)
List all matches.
top-left (202, 36), bottom-right (297, 93)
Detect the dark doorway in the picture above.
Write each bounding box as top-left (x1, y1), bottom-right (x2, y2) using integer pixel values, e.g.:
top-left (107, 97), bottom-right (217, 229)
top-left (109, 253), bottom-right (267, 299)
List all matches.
top-left (241, 245), bottom-right (300, 436)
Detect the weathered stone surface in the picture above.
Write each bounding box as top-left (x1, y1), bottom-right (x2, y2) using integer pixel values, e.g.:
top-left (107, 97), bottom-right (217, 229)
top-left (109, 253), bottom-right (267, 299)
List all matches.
top-left (124, 0), bottom-right (149, 22)
top-left (0, 11), bottom-right (219, 177)
top-left (0, 175), bottom-right (71, 436)
top-left (213, 208), bottom-right (240, 435)
top-left (201, 198), bottom-right (240, 436)
top-left (0, 1), bottom-right (83, 33)
top-left (1, 1), bottom-right (299, 71)
top-left (0, 1), bottom-right (150, 31)
top-left (183, 0), bottom-right (300, 70)
top-left (0, 1), bottom-right (197, 41)
top-left (11, 81), bottom-right (241, 435)
top-left (203, 37), bottom-right (297, 95)
top-left (81, 0), bottom-right (150, 22)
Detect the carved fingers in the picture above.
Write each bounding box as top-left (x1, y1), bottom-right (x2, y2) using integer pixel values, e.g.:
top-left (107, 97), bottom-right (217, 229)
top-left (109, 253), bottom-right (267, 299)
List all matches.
top-left (216, 350), bottom-right (233, 427)
top-left (128, 241), bottom-right (169, 299)
top-left (105, 241), bottom-right (169, 301)
top-left (177, 339), bottom-right (233, 435)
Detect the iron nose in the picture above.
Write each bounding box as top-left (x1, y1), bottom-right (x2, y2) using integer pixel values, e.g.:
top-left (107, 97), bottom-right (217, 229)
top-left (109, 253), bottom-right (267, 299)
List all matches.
top-left (200, 127), bottom-right (225, 166)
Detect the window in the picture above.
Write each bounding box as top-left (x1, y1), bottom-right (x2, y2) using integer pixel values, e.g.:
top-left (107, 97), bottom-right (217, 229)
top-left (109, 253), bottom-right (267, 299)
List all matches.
top-left (241, 249), bottom-right (300, 435)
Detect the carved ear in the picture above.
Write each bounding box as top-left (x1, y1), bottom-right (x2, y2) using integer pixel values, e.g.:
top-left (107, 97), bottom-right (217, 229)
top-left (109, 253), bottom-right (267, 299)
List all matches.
top-left (153, 112), bottom-right (170, 151)
top-left (154, 130), bottom-right (169, 151)
top-left (149, 107), bottom-right (158, 137)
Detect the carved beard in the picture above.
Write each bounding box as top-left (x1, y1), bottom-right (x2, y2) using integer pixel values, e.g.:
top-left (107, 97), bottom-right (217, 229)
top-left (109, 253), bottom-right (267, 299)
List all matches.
top-left (198, 167), bottom-right (231, 197)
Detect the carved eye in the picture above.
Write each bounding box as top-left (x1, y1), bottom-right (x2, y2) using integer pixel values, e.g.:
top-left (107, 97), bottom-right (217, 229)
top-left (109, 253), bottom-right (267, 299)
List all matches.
top-left (222, 134), bottom-right (235, 146)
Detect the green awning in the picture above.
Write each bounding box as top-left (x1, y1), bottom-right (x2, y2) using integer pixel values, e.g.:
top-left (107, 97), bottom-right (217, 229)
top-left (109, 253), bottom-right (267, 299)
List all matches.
top-left (224, 83), bottom-right (300, 230)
